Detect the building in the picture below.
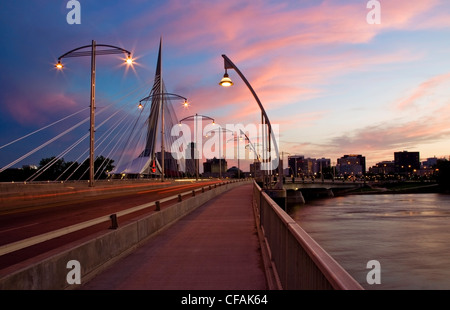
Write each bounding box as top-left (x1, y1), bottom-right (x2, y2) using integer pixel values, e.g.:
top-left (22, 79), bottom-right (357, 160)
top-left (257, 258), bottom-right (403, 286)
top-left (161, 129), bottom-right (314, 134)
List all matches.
top-left (288, 155), bottom-right (305, 177)
top-left (156, 151), bottom-right (180, 177)
top-left (316, 158), bottom-right (331, 174)
top-left (337, 154), bottom-right (366, 177)
top-left (394, 151), bottom-right (420, 176)
top-left (185, 142), bottom-right (198, 176)
top-left (369, 161), bottom-right (395, 175)
top-left (203, 157), bottom-right (227, 177)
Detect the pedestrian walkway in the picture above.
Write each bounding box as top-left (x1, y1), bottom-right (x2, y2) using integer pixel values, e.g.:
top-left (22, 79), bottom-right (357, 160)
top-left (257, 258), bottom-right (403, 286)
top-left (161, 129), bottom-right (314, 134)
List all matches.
top-left (80, 183), bottom-right (268, 290)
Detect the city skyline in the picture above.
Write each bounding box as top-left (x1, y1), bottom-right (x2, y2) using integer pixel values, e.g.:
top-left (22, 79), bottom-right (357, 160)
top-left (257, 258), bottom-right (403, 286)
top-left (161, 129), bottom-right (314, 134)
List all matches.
top-left (1, 1), bottom-right (450, 173)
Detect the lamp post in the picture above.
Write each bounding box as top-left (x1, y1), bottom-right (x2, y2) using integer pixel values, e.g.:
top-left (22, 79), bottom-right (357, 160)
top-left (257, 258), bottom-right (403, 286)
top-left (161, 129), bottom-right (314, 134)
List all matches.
top-left (139, 93), bottom-right (188, 182)
top-left (55, 40), bottom-right (133, 187)
top-left (179, 113), bottom-right (215, 180)
top-left (219, 55), bottom-right (281, 189)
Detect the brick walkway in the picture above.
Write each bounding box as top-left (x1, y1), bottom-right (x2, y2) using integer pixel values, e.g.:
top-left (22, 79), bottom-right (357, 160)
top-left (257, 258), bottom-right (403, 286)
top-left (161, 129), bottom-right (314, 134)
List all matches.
top-left (80, 183), bottom-right (268, 290)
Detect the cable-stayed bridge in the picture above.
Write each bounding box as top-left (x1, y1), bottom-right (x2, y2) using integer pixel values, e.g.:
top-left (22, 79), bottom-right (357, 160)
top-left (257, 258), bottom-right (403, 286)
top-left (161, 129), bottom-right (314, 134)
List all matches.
top-left (0, 38), bottom-right (193, 184)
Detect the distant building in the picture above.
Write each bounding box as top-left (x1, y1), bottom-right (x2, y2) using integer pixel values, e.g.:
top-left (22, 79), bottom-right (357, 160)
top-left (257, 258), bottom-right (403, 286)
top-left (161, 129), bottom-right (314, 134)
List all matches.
top-left (419, 157), bottom-right (438, 177)
top-left (185, 142), bottom-right (198, 176)
top-left (337, 154), bottom-right (366, 177)
top-left (369, 161), bottom-right (395, 175)
top-left (288, 155), bottom-right (331, 177)
top-left (316, 158), bottom-right (331, 174)
top-left (156, 151), bottom-right (180, 177)
top-left (288, 155), bottom-right (305, 177)
top-left (203, 157), bottom-right (227, 177)
top-left (422, 157), bottom-right (438, 169)
top-left (394, 151), bottom-right (420, 175)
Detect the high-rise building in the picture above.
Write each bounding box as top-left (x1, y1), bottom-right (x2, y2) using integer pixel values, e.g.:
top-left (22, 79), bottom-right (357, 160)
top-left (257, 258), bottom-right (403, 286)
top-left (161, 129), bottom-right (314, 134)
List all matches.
top-left (288, 155), bottom-right (305, 177)
top-left (337, 154), bottom-right (366, 176)
top-left (394, 151), bottom-right (420, 175)
top-left (185, 142), bottom-right (198, 176)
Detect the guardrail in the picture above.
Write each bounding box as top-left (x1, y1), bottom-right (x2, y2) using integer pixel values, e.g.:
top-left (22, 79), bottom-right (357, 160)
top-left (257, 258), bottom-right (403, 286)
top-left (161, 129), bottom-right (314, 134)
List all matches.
top-left (253, 181), bottom-right (363, 290)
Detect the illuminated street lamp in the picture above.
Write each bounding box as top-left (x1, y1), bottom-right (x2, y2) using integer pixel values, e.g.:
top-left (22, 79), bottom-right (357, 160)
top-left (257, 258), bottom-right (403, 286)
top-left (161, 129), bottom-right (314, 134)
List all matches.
top-left (55, 40), bottom-right (133, 187)
top-left (219, 54), bottom-right (281, 189)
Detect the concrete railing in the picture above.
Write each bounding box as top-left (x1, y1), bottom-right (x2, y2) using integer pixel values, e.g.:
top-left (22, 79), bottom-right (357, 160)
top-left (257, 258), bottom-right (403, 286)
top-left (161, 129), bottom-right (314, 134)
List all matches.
top-left (0, 179), bottom-right (250, 290)
top-left (253, 181), bottom-right (363, 290)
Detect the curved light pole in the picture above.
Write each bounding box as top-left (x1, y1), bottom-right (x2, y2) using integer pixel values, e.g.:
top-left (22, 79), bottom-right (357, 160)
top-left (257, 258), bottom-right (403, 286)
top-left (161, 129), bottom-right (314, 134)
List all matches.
top-left (179, 113), bottom-right (215, 180)
top-left (219, 54), bottom-right (281, 189)
top-left (55, 40), bottom-right (133, 187)
top-left (139, 93), bottom-right (188, 182)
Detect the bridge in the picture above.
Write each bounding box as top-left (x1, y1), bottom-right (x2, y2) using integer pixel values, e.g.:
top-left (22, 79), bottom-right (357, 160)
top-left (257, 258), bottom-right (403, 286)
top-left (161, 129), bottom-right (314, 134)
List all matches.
top-left (281, 179), bottom-right (365, 205)
top-left (0, 179), bottom-right (363, 290)
top-left (0, 38), bottom-right (363, 291)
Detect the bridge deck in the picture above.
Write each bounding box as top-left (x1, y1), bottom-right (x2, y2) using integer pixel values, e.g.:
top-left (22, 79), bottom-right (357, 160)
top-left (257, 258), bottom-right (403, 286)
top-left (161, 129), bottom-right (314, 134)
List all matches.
top-left (79, 183), bottom-right (268, 290)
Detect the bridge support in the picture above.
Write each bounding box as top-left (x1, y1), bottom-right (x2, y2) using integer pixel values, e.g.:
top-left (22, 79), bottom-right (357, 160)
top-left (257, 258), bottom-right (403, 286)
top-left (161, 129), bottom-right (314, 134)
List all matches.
top-left (286, 190), bottom-right (305, 204)
top-left (264, 188), bottom-right (287, 210)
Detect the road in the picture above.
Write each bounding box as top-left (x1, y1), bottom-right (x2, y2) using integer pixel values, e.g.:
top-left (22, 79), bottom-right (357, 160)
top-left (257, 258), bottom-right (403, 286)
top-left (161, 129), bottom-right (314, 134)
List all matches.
top-left (0, 179), bottom-right (223, 271)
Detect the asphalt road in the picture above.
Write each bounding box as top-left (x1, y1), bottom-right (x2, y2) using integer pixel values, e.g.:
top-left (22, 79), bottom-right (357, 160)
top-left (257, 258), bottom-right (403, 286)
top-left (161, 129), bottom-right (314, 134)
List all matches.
top-left (0, 179), bottom-right (223, 270)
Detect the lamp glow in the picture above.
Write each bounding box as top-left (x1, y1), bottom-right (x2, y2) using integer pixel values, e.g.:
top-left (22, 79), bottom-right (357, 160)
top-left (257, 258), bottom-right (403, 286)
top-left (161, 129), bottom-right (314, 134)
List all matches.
top-left (55, 61), bottom-right (63, 69)
top-left (219, 72), bottom-right (233, 87)
top-left (126, 55), bottom-right (133, 65)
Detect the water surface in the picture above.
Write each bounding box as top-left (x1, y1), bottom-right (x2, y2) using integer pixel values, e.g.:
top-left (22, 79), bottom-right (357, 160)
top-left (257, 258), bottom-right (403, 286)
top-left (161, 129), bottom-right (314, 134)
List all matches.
top-left (287, 193), bottom-right (450, 290)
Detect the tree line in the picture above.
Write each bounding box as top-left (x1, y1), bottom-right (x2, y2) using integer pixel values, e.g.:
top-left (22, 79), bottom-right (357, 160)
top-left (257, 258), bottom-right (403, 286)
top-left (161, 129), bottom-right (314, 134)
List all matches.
top-left (0, 156), bottom-right (114, 182)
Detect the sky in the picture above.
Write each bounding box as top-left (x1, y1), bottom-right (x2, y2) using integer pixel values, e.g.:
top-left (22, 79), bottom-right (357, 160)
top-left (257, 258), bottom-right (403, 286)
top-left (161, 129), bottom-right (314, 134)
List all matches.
top-left (1, 0), bottom-right (450, 173)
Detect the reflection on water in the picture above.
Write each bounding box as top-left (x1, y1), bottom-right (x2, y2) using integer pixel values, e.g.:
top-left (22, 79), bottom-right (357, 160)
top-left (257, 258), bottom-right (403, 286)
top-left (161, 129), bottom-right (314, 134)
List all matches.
top-left (287, 193), bottom-right (450, 290)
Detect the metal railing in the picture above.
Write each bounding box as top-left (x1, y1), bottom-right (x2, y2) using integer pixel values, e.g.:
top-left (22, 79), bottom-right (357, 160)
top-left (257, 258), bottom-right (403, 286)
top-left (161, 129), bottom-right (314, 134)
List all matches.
top-left (253, 181), bottom-right (364, 290)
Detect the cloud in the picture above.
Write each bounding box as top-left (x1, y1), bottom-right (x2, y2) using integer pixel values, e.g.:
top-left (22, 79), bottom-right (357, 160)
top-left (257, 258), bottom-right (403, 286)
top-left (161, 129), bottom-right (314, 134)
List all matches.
top-left (395, 73), bottom-right (450, 110)
top-left (322, 102), bottom-right (450, 163)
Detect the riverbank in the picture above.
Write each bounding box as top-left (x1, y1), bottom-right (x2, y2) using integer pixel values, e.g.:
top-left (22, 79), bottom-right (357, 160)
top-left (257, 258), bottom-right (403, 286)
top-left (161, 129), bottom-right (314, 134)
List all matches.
top-left (343, 182), bottom-right (441, 195)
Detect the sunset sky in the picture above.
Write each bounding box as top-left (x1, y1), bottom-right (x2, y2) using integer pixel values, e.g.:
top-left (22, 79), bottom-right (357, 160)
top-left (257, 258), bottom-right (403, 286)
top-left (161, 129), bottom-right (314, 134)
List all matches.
top-left (1, 0), bottom-right (450, 171)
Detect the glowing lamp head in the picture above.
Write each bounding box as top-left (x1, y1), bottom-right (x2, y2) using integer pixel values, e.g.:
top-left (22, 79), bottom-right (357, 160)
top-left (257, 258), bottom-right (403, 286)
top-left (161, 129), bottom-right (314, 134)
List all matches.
top-left (138, 103), bottom-right (143, 109)
top-left (126, 55), bottom-right (133, 65)
top-left (183, 99), bottom-right (189, 108)
top-left (219, 72), bottom-right (233, 87)
top-left (55, 61), bottom-right (63, 69)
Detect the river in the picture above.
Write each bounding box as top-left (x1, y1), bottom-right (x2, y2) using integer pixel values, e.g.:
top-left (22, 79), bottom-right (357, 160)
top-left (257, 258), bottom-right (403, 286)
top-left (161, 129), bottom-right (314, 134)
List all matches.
top-left (286, 193), bottom-right (450, 290)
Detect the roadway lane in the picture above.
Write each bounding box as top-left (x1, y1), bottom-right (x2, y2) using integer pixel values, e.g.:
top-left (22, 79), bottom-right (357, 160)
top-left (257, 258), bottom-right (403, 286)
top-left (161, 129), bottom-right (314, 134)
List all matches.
top-left (0, 179), bottom-right (224, 270)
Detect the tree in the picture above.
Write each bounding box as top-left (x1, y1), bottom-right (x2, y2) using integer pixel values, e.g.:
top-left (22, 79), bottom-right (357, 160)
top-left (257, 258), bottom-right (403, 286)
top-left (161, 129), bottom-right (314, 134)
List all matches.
top-left (436, 159), bottom-right (450, 193)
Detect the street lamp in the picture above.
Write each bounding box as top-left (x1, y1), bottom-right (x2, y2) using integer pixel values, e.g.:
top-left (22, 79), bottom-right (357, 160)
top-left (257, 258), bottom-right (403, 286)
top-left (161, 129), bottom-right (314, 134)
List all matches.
top-left (139, 93), bottom-right (188, 182)
top-left (55, 40), bottom-right (133, 187)
top-left (179, 113), bottom-right (215, 180)
top-left (219, 54), bottom-right (281, 189)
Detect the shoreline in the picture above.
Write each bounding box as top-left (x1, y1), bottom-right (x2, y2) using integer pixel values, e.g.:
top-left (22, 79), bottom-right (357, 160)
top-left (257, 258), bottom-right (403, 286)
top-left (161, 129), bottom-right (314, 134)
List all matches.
top-left (341, 183), bottom-right (445, 196)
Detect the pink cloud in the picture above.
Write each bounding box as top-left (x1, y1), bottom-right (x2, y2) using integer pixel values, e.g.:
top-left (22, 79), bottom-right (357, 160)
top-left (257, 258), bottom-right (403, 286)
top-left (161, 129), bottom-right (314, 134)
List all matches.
top-left (395, 73), bottom-right (450, 110)
top-left (3, 89), bottom-right (86, 128)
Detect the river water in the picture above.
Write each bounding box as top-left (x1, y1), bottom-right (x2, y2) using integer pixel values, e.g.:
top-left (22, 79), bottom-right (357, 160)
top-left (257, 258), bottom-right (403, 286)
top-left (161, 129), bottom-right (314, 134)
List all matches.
top-left (286, 193), bottom-right (450, 290)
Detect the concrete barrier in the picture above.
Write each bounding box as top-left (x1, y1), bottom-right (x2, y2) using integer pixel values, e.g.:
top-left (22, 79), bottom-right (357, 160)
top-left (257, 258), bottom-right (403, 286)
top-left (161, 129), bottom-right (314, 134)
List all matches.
top-left (0, 180), bottom-right (251, 290)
